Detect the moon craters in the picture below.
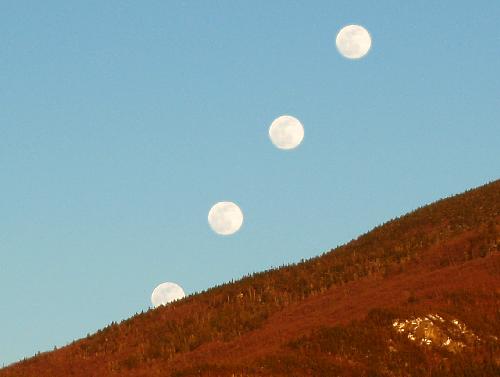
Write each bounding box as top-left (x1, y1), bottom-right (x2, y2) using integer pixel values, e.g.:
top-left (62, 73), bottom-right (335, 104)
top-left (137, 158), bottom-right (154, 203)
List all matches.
top-left (336, 24), bottom-right (372, 59)
top-left (151, 282), bottom-right (186, 308)
top-left (269, 115), bottom-right (305, 150)
top-left (208, 201), bottom-right (244, 236)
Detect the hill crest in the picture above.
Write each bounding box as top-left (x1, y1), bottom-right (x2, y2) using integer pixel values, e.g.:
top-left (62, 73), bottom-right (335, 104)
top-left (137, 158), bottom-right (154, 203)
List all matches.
top-left (1, 179), bottom-right (499, 376)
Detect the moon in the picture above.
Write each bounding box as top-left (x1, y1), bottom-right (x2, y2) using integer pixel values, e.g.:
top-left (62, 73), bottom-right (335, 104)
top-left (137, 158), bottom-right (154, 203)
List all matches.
top-left (208, 201), bottom-right (244, 235)
top-left (269, 115), bottom-right (304, 150)
top-left (151, 282), bottom-right (185, 308)
top-left (336, 25), bottom-right (372, 59)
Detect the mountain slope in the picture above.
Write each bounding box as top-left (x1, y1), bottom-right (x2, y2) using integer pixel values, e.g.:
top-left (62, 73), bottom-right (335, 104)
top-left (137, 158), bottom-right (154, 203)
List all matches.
top-left (2, 180), bottom-right (499, 376)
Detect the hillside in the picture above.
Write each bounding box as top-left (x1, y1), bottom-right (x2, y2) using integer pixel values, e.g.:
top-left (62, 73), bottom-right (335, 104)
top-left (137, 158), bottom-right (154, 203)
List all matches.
top-left (2, 180), bottom-right (499, 377)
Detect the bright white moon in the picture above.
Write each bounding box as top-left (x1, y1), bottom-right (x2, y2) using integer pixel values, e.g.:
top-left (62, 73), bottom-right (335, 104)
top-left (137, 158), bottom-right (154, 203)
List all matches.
top-left (336, 25), bottom-right (372, 59)
top-left (269, 115), bottom-right (304, 150)
top-left (208, 201), bottom-right (244, 235)
top-left (151, 282), bottom-right (185, 308)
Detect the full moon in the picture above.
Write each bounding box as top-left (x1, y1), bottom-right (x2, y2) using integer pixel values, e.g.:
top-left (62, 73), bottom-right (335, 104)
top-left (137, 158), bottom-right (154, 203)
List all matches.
top-left (151, 282), bottom-right (185, 308)
top-left (269, 115), bottom-right (304, 150)
top-left (336, 25), bottom-right (372, 59)
top-left (208, 201), bottom-right (244, 235)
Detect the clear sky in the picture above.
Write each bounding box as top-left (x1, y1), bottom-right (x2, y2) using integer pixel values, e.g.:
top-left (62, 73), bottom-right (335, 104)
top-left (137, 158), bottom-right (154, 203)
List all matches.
top-left (1, 0), bottom-right (499, 366)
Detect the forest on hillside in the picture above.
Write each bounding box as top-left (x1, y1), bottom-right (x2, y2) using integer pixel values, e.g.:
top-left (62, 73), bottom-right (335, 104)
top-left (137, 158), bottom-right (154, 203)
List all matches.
top-left (2, 180), bottom-right (499, 376)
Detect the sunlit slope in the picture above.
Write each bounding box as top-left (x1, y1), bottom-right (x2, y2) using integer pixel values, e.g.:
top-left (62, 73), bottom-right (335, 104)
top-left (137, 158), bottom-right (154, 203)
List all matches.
top-left (2, 180), bottom-right (499, 377)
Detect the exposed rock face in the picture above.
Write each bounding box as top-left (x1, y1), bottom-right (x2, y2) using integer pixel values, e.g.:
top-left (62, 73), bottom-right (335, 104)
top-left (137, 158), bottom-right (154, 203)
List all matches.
top-left (392, 314), bottom-right (481, 353)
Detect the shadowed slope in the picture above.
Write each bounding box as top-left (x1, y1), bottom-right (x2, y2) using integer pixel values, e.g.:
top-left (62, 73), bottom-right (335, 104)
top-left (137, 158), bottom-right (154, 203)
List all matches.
top-left (1, 180), bottom-right (499, 376)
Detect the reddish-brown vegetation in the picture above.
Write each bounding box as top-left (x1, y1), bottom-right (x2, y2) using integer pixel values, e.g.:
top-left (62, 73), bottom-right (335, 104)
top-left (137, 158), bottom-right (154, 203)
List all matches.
top-left (1, 180), bottom-right (499, 376)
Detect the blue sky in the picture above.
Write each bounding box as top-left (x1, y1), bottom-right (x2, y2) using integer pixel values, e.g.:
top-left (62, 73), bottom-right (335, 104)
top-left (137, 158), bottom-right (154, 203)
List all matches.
top-left (1, 0), bottom-right (499, 366)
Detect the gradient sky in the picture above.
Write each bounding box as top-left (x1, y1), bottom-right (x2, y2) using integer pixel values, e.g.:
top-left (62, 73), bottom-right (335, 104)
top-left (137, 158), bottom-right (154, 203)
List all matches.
top-left (1, 0), bottom-right (499, 366)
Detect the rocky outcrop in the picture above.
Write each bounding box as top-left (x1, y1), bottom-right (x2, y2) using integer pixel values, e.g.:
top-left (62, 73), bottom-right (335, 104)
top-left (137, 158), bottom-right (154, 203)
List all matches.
top-left (392, 313), bottom-right (481, 353)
